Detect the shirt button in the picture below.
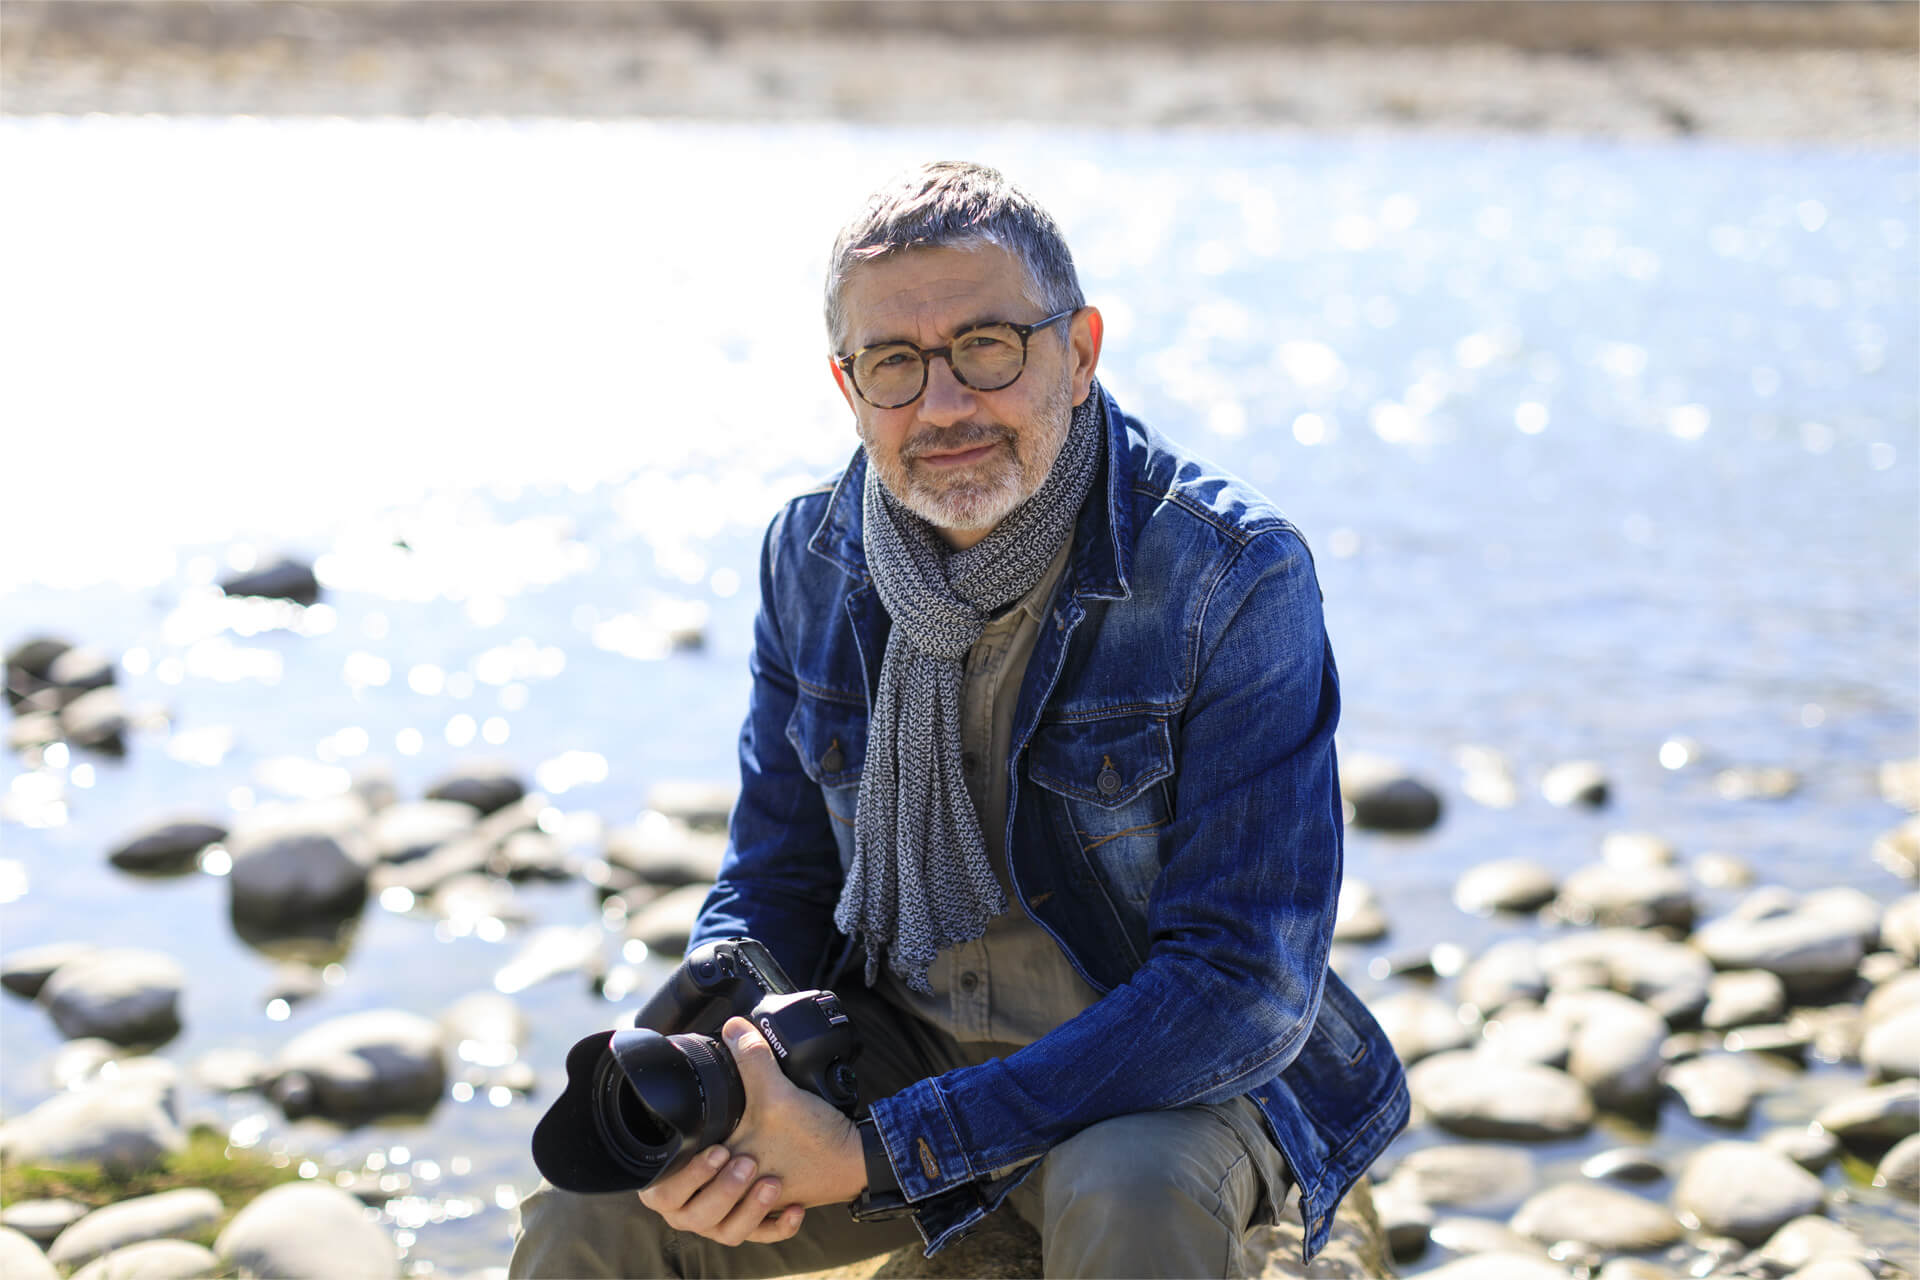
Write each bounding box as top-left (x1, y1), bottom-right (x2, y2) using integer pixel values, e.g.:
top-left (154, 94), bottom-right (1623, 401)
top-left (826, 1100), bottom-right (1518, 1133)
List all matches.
top-left (1096, 767), bottom-right (1122, 797)
top-left (959, 972), bottom-right (980, 993)
top-left (821, 745), bottom-right (845, 773)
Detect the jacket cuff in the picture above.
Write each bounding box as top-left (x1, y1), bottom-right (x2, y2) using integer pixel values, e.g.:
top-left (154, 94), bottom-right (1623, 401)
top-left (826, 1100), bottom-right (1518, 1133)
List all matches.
top-left (867, 1079), bottom-right (973, 1201)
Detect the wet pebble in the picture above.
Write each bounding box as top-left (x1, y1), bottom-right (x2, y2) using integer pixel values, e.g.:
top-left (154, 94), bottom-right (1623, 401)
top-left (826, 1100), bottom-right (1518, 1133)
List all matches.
top-left (1509, 1183), bottom-right (1682, 1252)
top-left (1549, 988), bottom-right (1667, 1110)
top-left (1580, 1147), bottom-right (1666, 1183)
top-left (1600, 831), bottom-right (1677, 870)
top-left (1873, 1132), bottom-right (1919, 1197)
top-left (105, 818), bottom-right (226, 875)
top-left (220, 555), bottom-right (319, 603)
top-left (1, 1199), bottom-right (87, 1246)
top-left (1333, 880), bottom-right (1390, 942)
top-left (0, 1078), bottom-right (185, 1169)
top-left (1554, 863), bottom-right (1694, 929)
top-left (1694, 910), bottom-right (1865, 997)
top-left (1373, 991), bottom-right (1476, 1064)
top-left (1458, 939), bottom-right (1548, 1016)
top-left (1, 942), bottom-right (100, 998)
top-left (1661, 1053), bottom-right (1774, 1127)
top-left (1341, 753), bottom-right (1443, 831)
top-left (0, 1227), bottom-right (58, 1280)
top-left (214, 1182), bottom-right (397, 1279)
top-left (1454, 859), bottom-right (1558, 916)
top-left (645, 780), bottom-right (738, 830)
top-left (60, 687), bottom-right (128, 753)
top-left (1809, 1080), bottom-right (1918, 1149)
top-left (425, 761), bottom-right (525, 816)
top-left (264, 1009), bottom-right (447, 1119)
top-left (1761, 1125), bottom-right (1839, 1173)
top-left (1860, 1004), bottom-right (1919, 1079)
top-left (1752, 1216), bottom-right (1875, 1271)
top-left (70, 1239), bottom-right (224, 1280)
top-left (1383, 1144), bottom-right (1536, 1214)
top-left (1703, 969), bottom-right (1787, 1030)
top-left (1373, 1177), bottom-right (1434, 1261)
top-left (226, 810), bottom-right (373, 926)
top-left (1408, 1052), bottom-right (1595, 1141)
top-left (1672, 1140), bottom-right (1824, 1244)
top-left (1690, 851), bottom-right (1754, 889)
top-left (37, 949), bottom-right (184, 1045)
top-left (46, 1189), bottom-right (222, 1270)
top-left (1541, 760), bottom-right (1608, 808)
top-left (1480, 1003), bottom-right (1571, 1069)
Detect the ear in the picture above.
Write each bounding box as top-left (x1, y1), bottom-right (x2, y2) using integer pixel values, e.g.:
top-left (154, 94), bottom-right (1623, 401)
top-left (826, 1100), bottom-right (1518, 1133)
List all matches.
top-left (828, 355), bottom-right (857, 413)
top-left (1068, 307), bottom-right (1104, 406)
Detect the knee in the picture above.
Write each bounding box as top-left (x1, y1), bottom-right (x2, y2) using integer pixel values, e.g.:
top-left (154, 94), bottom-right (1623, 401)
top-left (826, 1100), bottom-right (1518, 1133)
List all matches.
top-left (509, 1182), bottom-right (676, 1280)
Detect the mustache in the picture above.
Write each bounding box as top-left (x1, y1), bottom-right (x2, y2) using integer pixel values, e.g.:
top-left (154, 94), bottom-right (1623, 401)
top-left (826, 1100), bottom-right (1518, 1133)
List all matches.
top-left (901, 423), bottom-right (1016, 460)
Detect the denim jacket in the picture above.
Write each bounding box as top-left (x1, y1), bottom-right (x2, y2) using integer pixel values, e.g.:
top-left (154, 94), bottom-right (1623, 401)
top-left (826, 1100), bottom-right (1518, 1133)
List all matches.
top-left (691, 386), bottom-right (1409, 1261)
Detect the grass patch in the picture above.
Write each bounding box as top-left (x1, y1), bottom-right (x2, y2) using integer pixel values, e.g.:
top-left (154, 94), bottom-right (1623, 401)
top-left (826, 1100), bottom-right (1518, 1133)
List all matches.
top-left (1, 1126), bottom-right (305, 1251)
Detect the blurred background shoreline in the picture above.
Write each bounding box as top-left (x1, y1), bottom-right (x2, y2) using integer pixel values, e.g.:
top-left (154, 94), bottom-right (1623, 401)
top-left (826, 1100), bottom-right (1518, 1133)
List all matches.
top-left (4, 0), bottom-right (1915, 144)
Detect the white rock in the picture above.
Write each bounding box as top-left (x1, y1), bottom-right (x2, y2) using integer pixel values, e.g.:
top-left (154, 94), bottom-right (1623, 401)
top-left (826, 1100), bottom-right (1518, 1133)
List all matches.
top-left (1549, 989), bottom-right (1667, 1109)
top-left (0, 1227), bottom-right (59, 1280)
top-left (1693, 911), bottom-right (1865, 996)
top-left (1811, 1080), bottom-right (1919, 1148)
top-left (623, 883), bottom-right (713, 956)
top-left (1541, 760), bottom-right (1608, 808)
top-left (1862, 968), bottom-right (1920, 1027)
top-left (1662, 1054), bottom-right (1774, 1127)
top-left (494, 924), bottom-right (606, 994)
top-left (1556, 864), bottom-right (1694, 929)
top-left (367, 800), bottom-right (478, 863)
top-left (0, 1081), bottom-right (184, 1170)
top-left (71, 1239), bottom-right (223, 1280)
top-left (1333, 880), bottom-right (1390, 942)
top-left (1458, 939), bottom-right (1548, 1016)
top-left (1874, 1132), bottom-right (1920, 1198)
top-left (1373, 991), bottom-right (1476, 1064)
top-left (1, 1198), bottom-right (87, 1246)
top-left (1408, 1052), bottom-right (1595, 1141)
top-left (1385, 1144), bottom-right (1536, 1215)
top-left (1753, 1215), bottom-right (1874, 1271)
top-left (1704, 969), bottom-right (1787, 1030)
top-left (1600, 832), bottom-right (1677, 870)
top-left (644, 780), bottom-right (737, 830)
top-left (47, 1189), bottom-right (222, 1269)
top-left (1673, 1141), bottom-right (1824, 1244)
top-left (1428, 1217), bottom-right (1542, 1258)
top-left (1860, 1004), bottom-right (1920, 1080)
top-left (37, 950), bottom-right (184, 1045)
top-left (1480, 1003), bottom-right (1571, 1069)
top-left (1421, 1251), bottom-right (1570, 1280)
top-left (265, 1009), bottom-right (446, 1119)
top-left (1800, 887), bottom-right (1882, 950)
top-left (214, 1182), bottom-right (397, 1279)
top-left (1455, 860), bottom-right (1558, 916)
top-left (1509, 1183), bottom-right (1681, 1251)
top-left (1883, 894), bottom-right (1920, 964)
top-left (604, 816), bottom-right (728, 887)
top-left (1, 942), bottom-right (100, 998)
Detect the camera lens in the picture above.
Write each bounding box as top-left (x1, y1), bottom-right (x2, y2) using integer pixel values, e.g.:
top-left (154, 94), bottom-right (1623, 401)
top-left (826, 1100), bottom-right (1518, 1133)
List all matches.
top-left (585, 1029), bottom-right (746, 1188)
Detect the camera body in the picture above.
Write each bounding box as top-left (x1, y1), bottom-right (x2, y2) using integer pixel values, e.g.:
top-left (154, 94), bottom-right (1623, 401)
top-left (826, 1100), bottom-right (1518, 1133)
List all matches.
top-left (531, 937), bottom-right (863, 1194)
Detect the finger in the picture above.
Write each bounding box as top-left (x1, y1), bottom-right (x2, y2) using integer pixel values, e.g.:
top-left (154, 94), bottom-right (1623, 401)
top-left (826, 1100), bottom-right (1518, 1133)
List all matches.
top-left (639, 1146), bottom-right (729, 1216)
top-left (710, 1176), bottom-right (785, 1247)
top-left (721, 1016), bottom-right (781, 1095)
top-left (674, 1155), bottom-right (760, 1234)
top-left (744, 1204), bottom-right (807, 1244)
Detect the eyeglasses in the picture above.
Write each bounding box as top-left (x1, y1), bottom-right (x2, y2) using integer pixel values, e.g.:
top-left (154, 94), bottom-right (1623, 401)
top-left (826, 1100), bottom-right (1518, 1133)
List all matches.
top-left (836, 308), bottom-right (1078, 409)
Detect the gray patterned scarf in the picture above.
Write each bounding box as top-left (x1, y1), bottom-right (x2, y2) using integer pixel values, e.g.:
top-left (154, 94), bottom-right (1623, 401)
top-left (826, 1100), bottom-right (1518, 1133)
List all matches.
top-left (837, 388), bottom-right (1104, 994)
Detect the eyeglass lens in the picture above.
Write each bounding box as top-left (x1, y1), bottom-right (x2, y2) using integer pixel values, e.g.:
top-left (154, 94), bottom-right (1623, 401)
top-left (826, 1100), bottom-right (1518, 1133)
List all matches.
top-left (853, 324), bottom-right (1030, 409)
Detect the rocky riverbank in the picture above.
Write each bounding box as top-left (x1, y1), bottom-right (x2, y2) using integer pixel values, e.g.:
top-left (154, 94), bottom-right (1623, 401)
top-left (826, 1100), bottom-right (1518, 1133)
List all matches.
top-left (3, 558), bottom-right (1918, 1278)
top-left (3, 0), bottom-right (1915, 144)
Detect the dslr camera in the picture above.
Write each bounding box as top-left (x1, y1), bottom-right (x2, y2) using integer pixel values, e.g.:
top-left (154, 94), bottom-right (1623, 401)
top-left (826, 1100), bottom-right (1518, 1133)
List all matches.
top-left (532, 937), bottom-right (863, 1194)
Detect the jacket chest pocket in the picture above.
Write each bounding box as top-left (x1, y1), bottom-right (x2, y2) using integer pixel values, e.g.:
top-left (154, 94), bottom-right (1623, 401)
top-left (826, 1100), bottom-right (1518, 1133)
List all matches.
top-left (786, 693), bottom-right (867, 873)
top-left (1026, 714), bottom-right (1175, 909)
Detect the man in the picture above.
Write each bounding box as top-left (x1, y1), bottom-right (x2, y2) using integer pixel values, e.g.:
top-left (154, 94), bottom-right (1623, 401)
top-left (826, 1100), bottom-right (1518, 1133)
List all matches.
top-left (512, 161), bottom-right (1407, 1279)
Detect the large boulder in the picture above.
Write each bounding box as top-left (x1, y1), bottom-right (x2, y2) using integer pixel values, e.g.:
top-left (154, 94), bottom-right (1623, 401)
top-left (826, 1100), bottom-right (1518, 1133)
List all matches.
top-left (1408, 1052), bottom-right (1595, 1141)
top-left (264, 1009), bottom-right (446, 1120)
top-left (37, 950), bottom-right (184, 1045)
top-left (1672, 1141), bottom-right (1824, 1244)
top-left (46, 1189), bottom-right (222, 1270)
top-left (214, 1182), bottom-right (396, 1278)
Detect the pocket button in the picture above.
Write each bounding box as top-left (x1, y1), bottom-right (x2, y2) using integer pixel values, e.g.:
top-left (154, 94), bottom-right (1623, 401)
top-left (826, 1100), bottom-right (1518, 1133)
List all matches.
top-left (1096, 767), bottom-right (1122, 797)
top-left (822, 746), bottom-right (845, 773)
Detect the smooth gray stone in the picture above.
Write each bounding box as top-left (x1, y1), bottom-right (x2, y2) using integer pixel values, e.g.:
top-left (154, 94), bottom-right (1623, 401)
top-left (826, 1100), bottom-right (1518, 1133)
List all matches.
top-left (1731, 886), bottom-right (1802, 922)
top-left (424, 761), bottom-right (525, 816)
top-left (1762, 1125), bottom-right (1839, 1172)
top-left (264, 1009), bottom-right (446, 1120)
top-left (1883, 893), bottom-right (1920, 963)
top-left (1874, 1132), bottom-right (1920, 1197)
top-left (60, 687), bottom-right (128, 752)
top-left (47, 1189), bottom-right (222, 1269)
top-left (106, 819), bottom-right (226, 875)
top-left (495, 829), bottom-right (571, 881)
top-left (1408, 1052), bottom-right (1595, 1141)
top-left (603, 817), bottom-right (727, 887)
top-left (1385, 1144), bottom-right (1536, 1214)
top-left (1801, 887), bottom-right (1883, 951)
top-left (1600, 832), bottom-right (1678, 870)
top-left (644, 780), bottom-right (738, 831)
top-left (1, 1198), bottom-right (87, 1246)
top-left (71, 1239), bottom-right (224, 1280)
top-left (1422, 1251), bottom-right (1571, 1280)
top-left (369, 835), bottom-right (492, 897)
top-left (367, 800), bottom-right (478, 863)
top-left (1580, 1147), bottom-right (1666, 1183)
top-left (1693, 912), bottom-right (1866, 997)
top-left (1455, 859), bottom-right (1558, 916)
top-left (1862, 968), bottom-right (1920, 1026)
top-left (1672, 1141), bottom-right (1824, 1244)
top-left (1555, 864), bottom-right (1695, 929)
top-left (1341, 753), bottom-right (1443, 831)
top-left (622, 883), bottom-right (713, 956)
top-left (1458, 939), bottom-right (1548, 1016)
top-left (1874, 819), bottom-right (1920, 882)
top-left (1429, 1217), bottom-right (1543, 1259)
top-left (1722, 1019), bottom-right (1814, 1060)
top-left (1690, 852), bottom-right (1754, 888)
top-left (1548, 989), bottom-right (1666, 1110)
top-left (215, 1182), bottom-right (396, 1279)
top-left (1810, 1080), bottom-right (1918, 1148)
top-left (192, 1047), bottom-right (269, 1093)
top-left (1480, 1003), bottom-right (1571, 1069)
top-left (1, 942), bottom-right (99, 998)
top-left (1509, 1183), bottom-right (1682, 1252)
top-left (1372, 1177), bottom-right (1434, 1261)
top-left (1662, 1054), bottom-right (1772, 1127)
top-left (1704, 969), bottom-right (1788, 1030)
top-left (1373, 990), bottom-right (1476, 1065)
top-left (0, 1081), bottom-right (184, 1170)
top-left (37, 950), bottom-right (184, 1045)
top-left (1599, 935), bottom-right (1714, 1025)
top-left (220, 556), bottom-right (319, 603)
top-left (1860, 1004), bottom-right (1920, 1080)
top-left (0, 1227), bottom-right (59, 1280)
top-left (1333, 880), bottom-right (1390, 942)
top-left (1541, 760), bottom-right (1608, 808)
top-left (1595, 1261), bottom-right (1680, 1280)
top-left (226, 819), bottom-right (372, 926)
top-left (1752, 1215), bottom-right (1874, 1270)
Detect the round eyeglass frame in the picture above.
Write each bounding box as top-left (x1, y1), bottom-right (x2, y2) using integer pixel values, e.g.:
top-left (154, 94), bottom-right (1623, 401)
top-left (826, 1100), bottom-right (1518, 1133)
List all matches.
top-left (835, 307), bottom-right (1080, 409)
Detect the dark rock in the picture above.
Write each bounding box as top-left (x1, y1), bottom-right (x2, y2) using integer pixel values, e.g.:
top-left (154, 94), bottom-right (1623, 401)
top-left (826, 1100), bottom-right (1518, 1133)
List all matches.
top-left (106, 818), bottom-right (226, 875)
top-left (264, 1009), bottom-right (446, 1120)
top-left (1341, 754), bottom-right (1443, 832)
top-left (1580, 1147), bottom-right (1666, 1183)
top-left (226, 817), bottom-right (373, 927)
top-left (425, 762), bottom-right (525, 816)
top-left (1541, 760), bottom-right (1608, 808)
top-left (59, 687), bottom-right (128, 754)
top-left (1, 942), bottom-right (99, 998)
top-left (219, 556), bottom-right (320, 604)
top-left (37, 949), bottom-right (184, 1045)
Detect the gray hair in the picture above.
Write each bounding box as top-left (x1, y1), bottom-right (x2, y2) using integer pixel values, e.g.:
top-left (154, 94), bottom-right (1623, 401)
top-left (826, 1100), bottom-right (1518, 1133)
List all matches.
top-left (824, 160), bottom-right (1084, 351)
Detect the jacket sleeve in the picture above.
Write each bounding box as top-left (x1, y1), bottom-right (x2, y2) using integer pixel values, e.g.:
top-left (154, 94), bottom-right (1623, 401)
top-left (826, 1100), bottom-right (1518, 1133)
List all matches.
top-left (688, 505), bottom-right (848, 987)
top-left (867, 525), bottom-right (1343, 1249)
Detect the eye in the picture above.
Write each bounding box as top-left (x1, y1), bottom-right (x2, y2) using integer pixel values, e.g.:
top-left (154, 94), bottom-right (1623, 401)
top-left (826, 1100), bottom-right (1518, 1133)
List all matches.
top-left (867, 348), bottom-right (916, 370)
top-left (958, 331), bottom-right (1016, 353)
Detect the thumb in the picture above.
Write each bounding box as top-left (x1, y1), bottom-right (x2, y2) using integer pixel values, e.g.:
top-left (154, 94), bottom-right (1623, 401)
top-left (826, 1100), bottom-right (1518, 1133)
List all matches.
top-left (722, 1016), bottom-right (781, 1087)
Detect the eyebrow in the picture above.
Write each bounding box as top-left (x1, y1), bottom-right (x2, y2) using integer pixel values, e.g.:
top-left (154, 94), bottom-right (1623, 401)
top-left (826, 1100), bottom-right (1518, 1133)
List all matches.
top-left (853, 313), bottom-right (1012, 352)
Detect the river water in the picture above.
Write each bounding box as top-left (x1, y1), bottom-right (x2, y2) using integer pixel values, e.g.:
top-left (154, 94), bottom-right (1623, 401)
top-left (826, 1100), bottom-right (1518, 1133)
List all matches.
top-left (1, 118), bottom-right (1914, 1275)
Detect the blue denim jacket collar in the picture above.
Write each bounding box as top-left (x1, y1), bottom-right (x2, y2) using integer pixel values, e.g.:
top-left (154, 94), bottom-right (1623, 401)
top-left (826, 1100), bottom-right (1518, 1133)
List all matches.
top-left (805, 384), bottom-right (1134, 605)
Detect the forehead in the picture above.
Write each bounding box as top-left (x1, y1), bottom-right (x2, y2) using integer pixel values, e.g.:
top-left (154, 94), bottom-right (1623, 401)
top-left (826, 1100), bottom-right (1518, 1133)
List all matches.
top-left (840, 245), bottom-right (1034, 349)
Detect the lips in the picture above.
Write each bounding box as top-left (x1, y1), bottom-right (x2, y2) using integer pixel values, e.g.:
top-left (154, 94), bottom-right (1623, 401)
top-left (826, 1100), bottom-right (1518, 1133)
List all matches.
top-left (916, 442), bottom-right (1001, 467)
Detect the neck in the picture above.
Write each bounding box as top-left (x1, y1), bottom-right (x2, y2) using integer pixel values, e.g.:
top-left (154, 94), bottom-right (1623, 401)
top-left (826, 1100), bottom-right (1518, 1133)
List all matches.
top-left (937, 524), bottom-right (994, 551)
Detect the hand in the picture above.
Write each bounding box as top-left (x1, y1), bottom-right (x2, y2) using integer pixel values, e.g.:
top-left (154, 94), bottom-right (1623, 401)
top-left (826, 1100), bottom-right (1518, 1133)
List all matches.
top-left (636, 1017), bottom-right (867, 1246)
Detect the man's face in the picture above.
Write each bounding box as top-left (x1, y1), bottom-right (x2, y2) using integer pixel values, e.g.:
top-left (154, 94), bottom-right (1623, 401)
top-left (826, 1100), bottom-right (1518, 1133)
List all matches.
top-left (831, 246), bottom-right (1101, 547)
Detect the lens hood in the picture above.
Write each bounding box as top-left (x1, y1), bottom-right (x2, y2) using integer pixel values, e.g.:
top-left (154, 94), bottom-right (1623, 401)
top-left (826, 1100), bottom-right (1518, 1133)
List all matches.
top-left (531, 1026), bottom-right (744, 1194)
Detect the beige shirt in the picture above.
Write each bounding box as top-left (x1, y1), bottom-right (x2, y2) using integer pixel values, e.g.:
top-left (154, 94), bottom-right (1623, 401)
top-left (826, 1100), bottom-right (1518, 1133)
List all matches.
top-left (878, 536), bottom-right (1105, 1043)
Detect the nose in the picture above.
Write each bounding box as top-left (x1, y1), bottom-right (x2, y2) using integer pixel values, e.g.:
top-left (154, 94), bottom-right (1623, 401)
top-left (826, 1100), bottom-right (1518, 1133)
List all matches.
top-left (916, 353), bottom-right (975, 427)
